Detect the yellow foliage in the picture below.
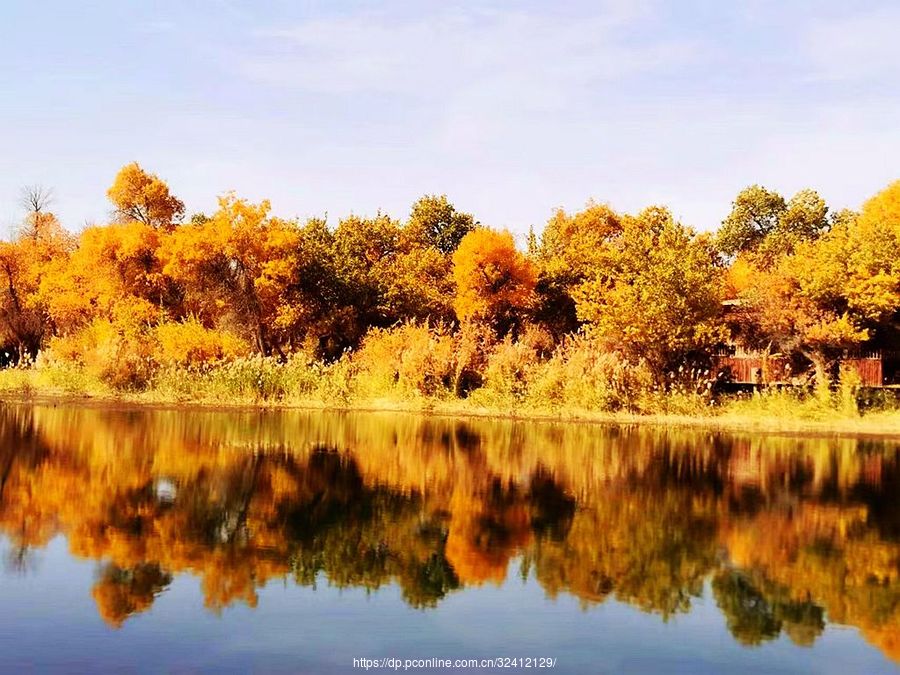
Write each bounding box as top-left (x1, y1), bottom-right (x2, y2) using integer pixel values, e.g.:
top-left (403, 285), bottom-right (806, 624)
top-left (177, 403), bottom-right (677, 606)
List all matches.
top-left (107, 162), bottom-right (184, 228)
top-left (574, 207), bottom-right (726, 374)
top-left (0, 165), bottom-right (898, 404)
top-left (158, 194), bottom-right (302, 354)
top-left (45, 317), bottom-right (155, 389)
top-left (452, 229), bottom-right (536, 330)
top-left (725, 255), bottom-right (755, 298)
top-left (154, 319), bottom-right (250, 366)
top-left (39, 221), bottom-right (165, 332)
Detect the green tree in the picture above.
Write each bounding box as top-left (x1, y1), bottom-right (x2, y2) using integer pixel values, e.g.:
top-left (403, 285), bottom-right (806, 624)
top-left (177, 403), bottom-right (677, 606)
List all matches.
top-left (717, 185), bottom-right (786, 258)
top-left (574, 206), bottom-right (726, 376)
top-left (534, 202), bottom-right (622, 336)
top-left (407, 195), bottom-right (475, 255)
top-left (718, 186), bottom-right (829, 264)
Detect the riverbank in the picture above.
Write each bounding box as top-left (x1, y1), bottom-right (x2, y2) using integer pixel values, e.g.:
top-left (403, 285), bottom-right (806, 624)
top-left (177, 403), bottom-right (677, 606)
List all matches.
top-left (2, 366), bottom-right (899, 437)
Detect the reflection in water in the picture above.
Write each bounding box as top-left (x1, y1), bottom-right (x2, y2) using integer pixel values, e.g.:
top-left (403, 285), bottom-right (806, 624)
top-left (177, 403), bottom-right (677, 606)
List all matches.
top-left (1, 403), bottom-right (899, 660)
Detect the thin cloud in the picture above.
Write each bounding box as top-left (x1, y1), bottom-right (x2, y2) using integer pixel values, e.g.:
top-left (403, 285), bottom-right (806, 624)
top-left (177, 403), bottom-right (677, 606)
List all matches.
top-left (239, 6), bottom-right (700, 98)
top-left (803, 6), bottom-right (900, 81)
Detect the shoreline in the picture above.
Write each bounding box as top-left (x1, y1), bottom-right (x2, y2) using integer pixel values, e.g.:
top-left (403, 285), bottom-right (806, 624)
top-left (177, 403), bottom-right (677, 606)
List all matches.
top-left (3, 389), bottom-right (900, 439)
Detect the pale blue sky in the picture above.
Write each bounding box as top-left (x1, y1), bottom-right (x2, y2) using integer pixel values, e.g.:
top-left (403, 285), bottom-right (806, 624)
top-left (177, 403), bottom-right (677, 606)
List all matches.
top-left (1, 0), bottom-right (898, 236)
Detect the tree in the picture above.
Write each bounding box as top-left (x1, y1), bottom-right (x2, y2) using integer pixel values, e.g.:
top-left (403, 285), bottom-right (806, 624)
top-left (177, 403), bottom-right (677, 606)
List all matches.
top-left (574, 207), bottom-right (726, 376)
top-left (779, 189), bottom-right (829, 240)
top-left (407, 195), bottom-right (475, 255)
top-left (19, 184), bottom-right (53, 214)
top-left (383, 242), bottom-right (455, 325)
top-left (534, 202), bottom-right (622, 336)
top-left (107, 162), bottom-right (185, 229)
top-left (158, 194), bottom-right (302, 356)
top-left (0, 196), bottom-right (73, 360)
top-left (717, 185), bottom-right (786, 258)
top-left (39, 221), bottom-right (168, 333)
top-left (452, 228), bottom-right (536, 335)
top-left (846, 180), bottom-right (900, 315)
top-left (718, 186), bottom-right (829, 265)
top-left (730, 181), bottom-right (900, 385)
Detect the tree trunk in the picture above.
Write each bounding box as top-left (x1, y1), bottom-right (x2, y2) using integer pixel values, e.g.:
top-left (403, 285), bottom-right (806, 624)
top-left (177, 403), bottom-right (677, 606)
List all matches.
top-left (812, 355), bottom-right (828, 386)
top-left (804, 349), bottom-right (832, 399)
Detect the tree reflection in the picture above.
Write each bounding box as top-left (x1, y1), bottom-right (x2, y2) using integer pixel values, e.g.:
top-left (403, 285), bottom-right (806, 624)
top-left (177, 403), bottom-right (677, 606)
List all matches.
top-left (0, 405), bottom-right (898, 662)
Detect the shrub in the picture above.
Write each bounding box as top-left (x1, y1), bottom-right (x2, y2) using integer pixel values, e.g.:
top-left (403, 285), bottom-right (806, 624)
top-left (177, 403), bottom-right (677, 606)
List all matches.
top-left (476, 336), bottom-right (541, 404)
top-left (526, 335), bottom-right (655, 412)
top-left (154, 318), bottom-right (250, 366)
top-left (45, 318), bottom-right (154, 390)
top-left (353, 322), bottom-right (457, 399)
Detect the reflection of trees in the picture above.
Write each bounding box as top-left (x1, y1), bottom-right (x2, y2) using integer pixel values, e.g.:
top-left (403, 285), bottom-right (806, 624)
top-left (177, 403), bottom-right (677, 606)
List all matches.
top-left (93, 563), bottom-right (172, 628)
top-left (712, 571), bottom-right (824, 646)
top-left (0, 405), bottom-right (899, 662)
top-left (528, 488), bottom-right (717, 617)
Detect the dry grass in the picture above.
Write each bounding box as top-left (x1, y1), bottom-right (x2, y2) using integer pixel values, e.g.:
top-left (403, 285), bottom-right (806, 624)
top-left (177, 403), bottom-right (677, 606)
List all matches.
top-left (1, 323), bottom-right (897, 436)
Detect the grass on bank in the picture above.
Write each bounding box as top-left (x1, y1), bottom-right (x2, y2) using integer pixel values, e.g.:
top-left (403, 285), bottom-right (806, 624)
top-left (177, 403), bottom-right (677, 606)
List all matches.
top-left (1, 339), bottom-right (898, 435)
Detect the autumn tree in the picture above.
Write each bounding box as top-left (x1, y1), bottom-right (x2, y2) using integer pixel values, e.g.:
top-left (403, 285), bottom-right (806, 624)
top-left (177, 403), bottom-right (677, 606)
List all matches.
top-left (39, 221), bottom-right (169, 333)
top-left (107, 162), bottom-right (185, 229)
top-left (407, 194), bottom-right (475, 255)
top-left (0, 194), bottom-right (73, 360)
top-left (383, 241), bottom-right (455, 325)
top-left (730, 181), bottom-right (900, 385)
top-left (534, 202), bottom-right (622, 336)
top-left (383, 204), bottom-right (463, 326)
top-left (846, 180), bottom-right (900, 316)
top-left (452, 228), bottom-right (536, 336)
top-left (314, 211), bottom-right (458, 355)
top-left (158, 194), bottom-right (303, 356)
top-left (328, 213), bottom-right (403, 344)
top-left (718, 186), bottom-right (828, 265)
top-left (574, 207), bottom-right (726, 377)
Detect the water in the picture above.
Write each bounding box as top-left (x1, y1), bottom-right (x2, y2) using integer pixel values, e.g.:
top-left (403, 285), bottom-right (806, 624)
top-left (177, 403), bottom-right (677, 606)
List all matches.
top-left (0, 402), bottom-right (898, 673)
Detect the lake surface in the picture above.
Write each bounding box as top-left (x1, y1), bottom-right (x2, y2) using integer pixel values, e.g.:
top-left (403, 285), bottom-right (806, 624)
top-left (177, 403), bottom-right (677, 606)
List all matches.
top-left (1, 403), bottom-right (899, 673)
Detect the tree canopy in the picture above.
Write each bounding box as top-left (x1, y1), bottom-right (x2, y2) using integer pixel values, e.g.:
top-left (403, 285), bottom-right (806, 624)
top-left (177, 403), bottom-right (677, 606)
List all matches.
top-left (1, 164), bottom-right (898, 392)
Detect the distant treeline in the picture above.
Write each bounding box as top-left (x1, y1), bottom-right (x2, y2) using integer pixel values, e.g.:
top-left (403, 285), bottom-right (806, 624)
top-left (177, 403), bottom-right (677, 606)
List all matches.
top-left (0, 163), bottom-right (898, 405)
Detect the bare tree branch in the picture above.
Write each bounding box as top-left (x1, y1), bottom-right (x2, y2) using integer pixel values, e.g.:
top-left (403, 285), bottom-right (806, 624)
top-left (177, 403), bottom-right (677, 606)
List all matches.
top-left (18, 185), bottom-right (54, 215)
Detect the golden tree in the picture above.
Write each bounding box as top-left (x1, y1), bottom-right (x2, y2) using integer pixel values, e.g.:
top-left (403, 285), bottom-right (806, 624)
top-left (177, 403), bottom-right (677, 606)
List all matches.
top-left (534, 201), bottom-right (622, 336)
top-left (452, 228), bottom-right (536, 335)
top-left (574, 206), bottom-right (726, 376)
top-left (159, 194), bottom-right (302, 355)
top-left (730, 180), bottom-right (900, 385)
top-left (107, 162), bottom-right (185, 229)
top-left (0, 208), bottom-right (73, 360)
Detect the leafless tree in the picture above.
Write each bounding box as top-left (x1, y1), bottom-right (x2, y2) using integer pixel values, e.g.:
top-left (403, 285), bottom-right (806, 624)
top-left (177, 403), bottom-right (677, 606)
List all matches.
top-left (18, 185), bottom-right (54, 215)
top-left (16, 185), bottom-right (55, 241)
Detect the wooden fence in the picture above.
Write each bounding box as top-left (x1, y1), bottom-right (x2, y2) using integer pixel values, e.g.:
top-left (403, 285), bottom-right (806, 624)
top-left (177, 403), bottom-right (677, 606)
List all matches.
top-left (713, 351), bottom-right (884, 387)
top-left (842, 356), bottom-right (883, 387)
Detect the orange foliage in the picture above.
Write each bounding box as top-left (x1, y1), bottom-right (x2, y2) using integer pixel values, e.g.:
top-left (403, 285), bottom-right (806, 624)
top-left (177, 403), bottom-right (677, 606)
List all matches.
top-left (0, 164), bottom-right (897, 400)
top-left (158, 194), bottom-right (303, 355)
top-left (107, 162), bottom-right (184, 229)
top-left (452, 229), bottom-right (536, 332)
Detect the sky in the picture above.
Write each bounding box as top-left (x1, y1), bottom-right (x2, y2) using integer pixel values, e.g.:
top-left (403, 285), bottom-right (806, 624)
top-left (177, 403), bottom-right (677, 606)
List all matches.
top-left (1, 0), bottom-right (898, 237)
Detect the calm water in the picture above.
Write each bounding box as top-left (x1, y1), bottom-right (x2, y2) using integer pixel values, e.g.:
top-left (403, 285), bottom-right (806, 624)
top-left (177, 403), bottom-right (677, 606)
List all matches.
top-left (1, 404), bottom-right (900, 673)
